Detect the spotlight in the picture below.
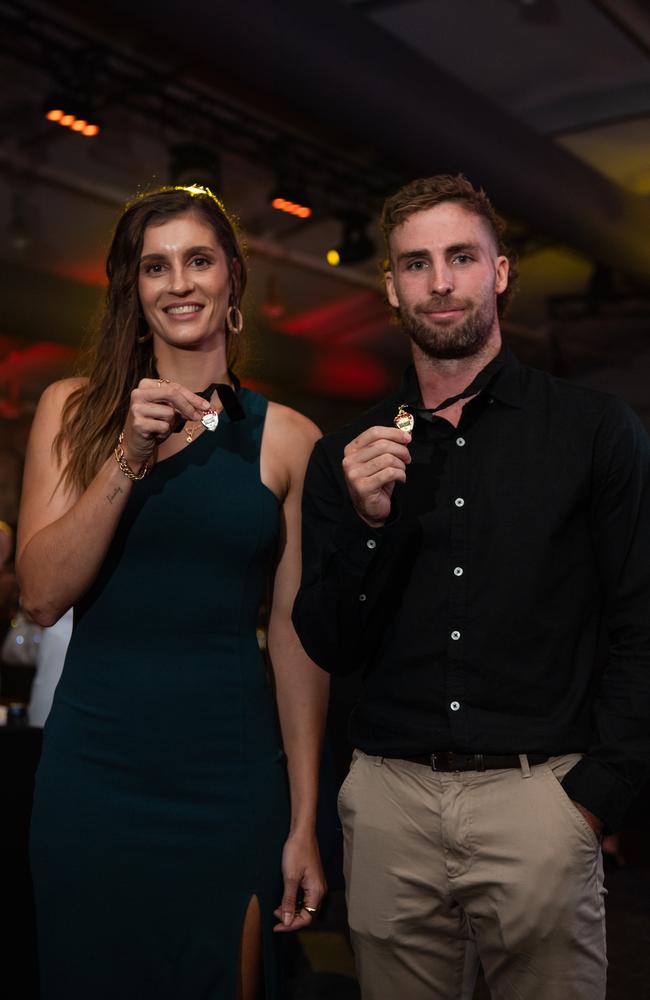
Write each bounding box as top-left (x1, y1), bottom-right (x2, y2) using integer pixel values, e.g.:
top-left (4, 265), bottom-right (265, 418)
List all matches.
top-left (269, 179), bottom-right (312, 219)
top-left (43, 94), bottom-right (102, 137)
top-left (326, 213), bottom-right (375, 267)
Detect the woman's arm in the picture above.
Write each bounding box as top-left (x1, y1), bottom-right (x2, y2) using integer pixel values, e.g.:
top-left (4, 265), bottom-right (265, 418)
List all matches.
top-left (17, 378), bottom-right (210, 626)
top-left (264, 405), bottom-right (329, 932)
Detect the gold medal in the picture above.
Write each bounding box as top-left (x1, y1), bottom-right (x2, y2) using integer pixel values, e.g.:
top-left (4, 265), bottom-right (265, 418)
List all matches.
top-left (394, 404), bottom-right (414, 433)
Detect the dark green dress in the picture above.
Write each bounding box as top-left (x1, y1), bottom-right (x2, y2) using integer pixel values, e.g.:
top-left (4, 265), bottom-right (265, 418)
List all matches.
top-left (31, 389), bottom-right (290, 999)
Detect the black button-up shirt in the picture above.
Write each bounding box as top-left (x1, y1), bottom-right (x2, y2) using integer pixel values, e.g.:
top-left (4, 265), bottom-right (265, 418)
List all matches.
top-left (292, 344), bottom-right (650, 828)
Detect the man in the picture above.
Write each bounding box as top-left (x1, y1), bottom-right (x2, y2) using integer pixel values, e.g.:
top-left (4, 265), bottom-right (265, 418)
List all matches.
top-left (292, 175), bottom-right (650, 999)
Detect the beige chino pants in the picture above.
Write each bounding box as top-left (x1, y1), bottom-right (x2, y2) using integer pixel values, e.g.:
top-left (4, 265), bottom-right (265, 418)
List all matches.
top-left (339, 751), bottom-right (606, 1000)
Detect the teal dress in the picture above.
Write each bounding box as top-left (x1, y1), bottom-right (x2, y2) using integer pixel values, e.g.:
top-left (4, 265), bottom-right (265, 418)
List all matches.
top-left (30, 389), bottom-right (290, 999)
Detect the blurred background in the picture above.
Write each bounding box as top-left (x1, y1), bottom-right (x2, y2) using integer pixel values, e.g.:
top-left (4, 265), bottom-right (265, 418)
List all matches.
top-left (1, 1), bottom-right (649, 996)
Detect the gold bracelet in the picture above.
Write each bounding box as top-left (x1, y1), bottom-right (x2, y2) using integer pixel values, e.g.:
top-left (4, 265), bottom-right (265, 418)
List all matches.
top-left (114, 431), bottom-right (150, 481)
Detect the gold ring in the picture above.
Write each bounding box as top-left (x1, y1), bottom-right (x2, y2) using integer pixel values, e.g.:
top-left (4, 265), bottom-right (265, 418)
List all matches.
top-left (303, 905), bottom-right (318, 915)
top-left (157, 378), bottom-right (171, 388)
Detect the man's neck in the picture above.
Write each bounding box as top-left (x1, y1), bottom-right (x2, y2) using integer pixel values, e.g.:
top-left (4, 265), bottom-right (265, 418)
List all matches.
top-left (412, 330), bottom-right (502, 410)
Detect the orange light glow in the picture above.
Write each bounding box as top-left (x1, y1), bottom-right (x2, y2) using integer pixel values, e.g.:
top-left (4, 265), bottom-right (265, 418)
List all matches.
top-left (59, 114), bottom-right (76, 127)
top-left (45, 108), bottom-right (64, 122)
top-left (71, 119), bottom-right (88, 132)
top-left (271, 196), bottom-right (312, 219)
top-left (81, 123), bottom-right (100, 137)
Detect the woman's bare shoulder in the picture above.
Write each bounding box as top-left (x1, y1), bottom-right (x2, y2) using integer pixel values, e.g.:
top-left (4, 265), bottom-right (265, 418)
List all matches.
top-left (40, 376), bottom-right (87, 407)
top-left (266, 400), bottom-right (321, 451)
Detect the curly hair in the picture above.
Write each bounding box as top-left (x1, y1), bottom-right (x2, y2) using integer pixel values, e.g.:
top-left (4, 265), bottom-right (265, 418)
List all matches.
top-left (381, 174), bottom-right (518, 317)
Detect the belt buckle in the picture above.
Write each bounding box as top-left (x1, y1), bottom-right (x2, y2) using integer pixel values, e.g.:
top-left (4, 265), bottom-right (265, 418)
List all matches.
top-left (430, 751), bottom-right (456, 772)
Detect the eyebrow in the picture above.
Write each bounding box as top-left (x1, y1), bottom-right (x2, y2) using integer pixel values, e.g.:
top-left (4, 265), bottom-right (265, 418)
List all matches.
top-left (447, 242), bottom-right (482, 256)
top-left (396, 242), bottom-right (483, 264)
top-left (139, 244), bottom-right (216, 262)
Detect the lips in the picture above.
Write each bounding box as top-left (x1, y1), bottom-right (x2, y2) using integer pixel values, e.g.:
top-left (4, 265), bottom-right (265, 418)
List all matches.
top-left (420, 307), bottom-right (465, 319)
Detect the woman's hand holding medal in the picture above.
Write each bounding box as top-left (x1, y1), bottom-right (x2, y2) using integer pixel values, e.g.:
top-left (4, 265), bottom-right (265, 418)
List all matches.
top-left (120, 378), bottom-right (212, 469)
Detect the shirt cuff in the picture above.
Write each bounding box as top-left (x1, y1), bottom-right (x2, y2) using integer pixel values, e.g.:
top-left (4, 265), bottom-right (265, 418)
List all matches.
top-left (332, 505), bottom-right (400, 571)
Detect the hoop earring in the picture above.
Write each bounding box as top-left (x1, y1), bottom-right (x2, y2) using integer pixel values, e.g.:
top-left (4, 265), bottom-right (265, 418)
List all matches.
top-left (226, 306), bottom-right (243, 336)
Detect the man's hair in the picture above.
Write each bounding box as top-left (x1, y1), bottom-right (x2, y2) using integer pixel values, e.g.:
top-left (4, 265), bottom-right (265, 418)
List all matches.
top-left (380, 174), bottom-right (518, 316)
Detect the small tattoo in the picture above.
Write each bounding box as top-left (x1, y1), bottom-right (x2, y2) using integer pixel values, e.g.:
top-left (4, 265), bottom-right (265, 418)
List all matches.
top-left (106, 486), bottom-right (123, 505)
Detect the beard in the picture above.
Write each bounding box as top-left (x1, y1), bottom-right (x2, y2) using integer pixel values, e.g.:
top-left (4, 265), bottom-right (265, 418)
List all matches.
top-left (400, 296), bottom-right (497, 360)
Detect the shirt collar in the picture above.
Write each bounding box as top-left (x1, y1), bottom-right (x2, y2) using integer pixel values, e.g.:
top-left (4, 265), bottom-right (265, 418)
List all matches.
top-left (399, 341), bottom-right (523, 412)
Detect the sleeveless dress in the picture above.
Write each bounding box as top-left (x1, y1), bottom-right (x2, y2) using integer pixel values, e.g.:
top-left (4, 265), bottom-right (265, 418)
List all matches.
top-left (30, 389), bottom-right (290, 999)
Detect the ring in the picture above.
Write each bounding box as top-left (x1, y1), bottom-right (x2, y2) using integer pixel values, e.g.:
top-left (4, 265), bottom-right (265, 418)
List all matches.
top-left (157, 378), bottom-right (171, 388)
top-left (303, 905), bottom-right (318, 915)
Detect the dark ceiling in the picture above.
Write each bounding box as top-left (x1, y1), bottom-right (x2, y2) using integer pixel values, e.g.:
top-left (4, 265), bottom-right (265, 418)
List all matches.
top-left (1, 0), bottom-right (649, 430)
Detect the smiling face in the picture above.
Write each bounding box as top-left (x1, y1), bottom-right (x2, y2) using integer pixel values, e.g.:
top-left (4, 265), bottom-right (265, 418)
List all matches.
top-left (384, 201), bottom-right (509, 360)
top-left (137, 210), bottom-right (232, 354)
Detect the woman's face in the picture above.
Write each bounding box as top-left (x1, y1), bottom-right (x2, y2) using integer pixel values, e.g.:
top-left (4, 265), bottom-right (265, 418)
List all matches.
top-left (137, 210), bottom-right (232, 351)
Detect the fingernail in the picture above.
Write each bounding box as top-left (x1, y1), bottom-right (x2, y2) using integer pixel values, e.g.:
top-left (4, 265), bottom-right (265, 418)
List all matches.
top-left (283, 912), bottom-right (292, 927)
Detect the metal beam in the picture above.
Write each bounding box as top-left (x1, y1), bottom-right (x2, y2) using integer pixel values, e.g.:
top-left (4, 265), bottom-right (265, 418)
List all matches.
top-left (88, 0), bottom-right (650, 281)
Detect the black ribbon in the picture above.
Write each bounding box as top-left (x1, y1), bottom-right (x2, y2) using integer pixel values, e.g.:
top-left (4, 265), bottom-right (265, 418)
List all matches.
top-left (403, 351), bottom-right (505, 424)
top-left (154, 369), bottom-right (246, 434)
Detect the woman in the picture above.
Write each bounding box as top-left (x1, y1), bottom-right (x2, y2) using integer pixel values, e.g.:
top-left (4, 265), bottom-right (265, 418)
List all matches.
top-left (17, 185), bottom-right (328, 1000)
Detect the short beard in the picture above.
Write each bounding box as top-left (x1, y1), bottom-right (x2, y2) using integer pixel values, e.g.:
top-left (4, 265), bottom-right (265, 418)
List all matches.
top-left (401, 299), bottom-right (496, 360)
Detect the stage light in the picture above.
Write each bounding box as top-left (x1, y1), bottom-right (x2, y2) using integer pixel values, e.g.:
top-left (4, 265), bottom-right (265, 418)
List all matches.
top-left (43, 95), bottom-right (102, 137)
top-left (326, 213), bottom-right (375, 267)
top-left (269, 176), bottom-right (313, 220)
top-left (270, 196), bottom-right (312, 219)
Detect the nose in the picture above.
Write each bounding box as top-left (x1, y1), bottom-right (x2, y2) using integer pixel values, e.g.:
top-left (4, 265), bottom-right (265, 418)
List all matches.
top-left (167, 264), bottom-right (194, 295)
top-left (429, 261), bottom-right (453, 298)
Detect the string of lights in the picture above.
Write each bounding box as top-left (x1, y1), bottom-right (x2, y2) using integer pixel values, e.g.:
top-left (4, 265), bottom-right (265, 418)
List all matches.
top-left (0, 0), bottom-right (400, 254)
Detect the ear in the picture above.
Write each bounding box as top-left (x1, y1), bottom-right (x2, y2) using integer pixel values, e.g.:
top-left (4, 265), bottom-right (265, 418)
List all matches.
top-left (495, 256), bottom-right (509, 295)
top-left (385, 269), bottom-right (400, 310)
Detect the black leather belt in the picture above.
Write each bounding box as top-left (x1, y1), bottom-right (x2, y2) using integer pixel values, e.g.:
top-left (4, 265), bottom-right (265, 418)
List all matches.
top-left (399, 752), bottom-right (549, 772)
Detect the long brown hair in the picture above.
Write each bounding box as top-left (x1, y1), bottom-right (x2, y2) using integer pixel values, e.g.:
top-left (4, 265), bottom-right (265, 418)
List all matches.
top-left (55, 185), bottom-right (248, 492)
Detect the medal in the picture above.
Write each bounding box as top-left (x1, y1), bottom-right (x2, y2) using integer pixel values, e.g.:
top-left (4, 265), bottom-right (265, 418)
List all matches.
top-left (394, 404), bottom-right (414, 433)
top-left (201, 409), bottom-right (219, 432)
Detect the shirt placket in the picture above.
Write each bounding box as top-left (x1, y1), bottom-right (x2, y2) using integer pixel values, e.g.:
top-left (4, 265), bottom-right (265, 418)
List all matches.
top-left (446, 427), bottom-right (470, 746)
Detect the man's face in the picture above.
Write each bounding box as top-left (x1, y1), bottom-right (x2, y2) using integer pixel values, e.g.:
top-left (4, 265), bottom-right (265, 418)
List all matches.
top-left (384, 202), bottom-right (509, 360)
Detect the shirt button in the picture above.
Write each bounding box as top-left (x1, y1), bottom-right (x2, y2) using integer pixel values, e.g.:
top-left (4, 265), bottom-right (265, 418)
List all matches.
top-left (359, 593), bottom-right (367, 602)
top-left (450, 701), bottom-right (460, 711)
top-left (366, 539), bottom-right (377, 550)
top-left (453, 567), bottom-right (463, 576)
top-left (454, 497), bottom-right (465, 508)
top-left (451, 630), bottom-right (461, 640)
top-left (456, 437), bottom-right (466, 447)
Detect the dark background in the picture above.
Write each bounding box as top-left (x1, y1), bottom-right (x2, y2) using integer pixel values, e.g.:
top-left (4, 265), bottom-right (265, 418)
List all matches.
top-left (1, 2), bottom-right (649, 997)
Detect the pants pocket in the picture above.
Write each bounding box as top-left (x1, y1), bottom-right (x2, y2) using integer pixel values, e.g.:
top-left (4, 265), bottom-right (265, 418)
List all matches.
top-left (542, 754), bottom-right (601, 848)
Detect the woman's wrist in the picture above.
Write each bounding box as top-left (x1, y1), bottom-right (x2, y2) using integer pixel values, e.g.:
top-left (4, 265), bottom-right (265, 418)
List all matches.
top-left (114, 431), bottom-right (151, 480)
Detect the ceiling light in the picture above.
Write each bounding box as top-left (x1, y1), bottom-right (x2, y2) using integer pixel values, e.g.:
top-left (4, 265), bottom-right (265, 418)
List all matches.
top-left (326, 213), bottom-right (375, 267)
top-left (269, 176), bottom-right (313, 220)
top-left (43, 94), bottom-right (102, 137)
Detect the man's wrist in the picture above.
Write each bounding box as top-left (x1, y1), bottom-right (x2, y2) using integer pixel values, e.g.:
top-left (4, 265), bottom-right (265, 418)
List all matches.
top-left (572, 800), bottom-right (604, 838)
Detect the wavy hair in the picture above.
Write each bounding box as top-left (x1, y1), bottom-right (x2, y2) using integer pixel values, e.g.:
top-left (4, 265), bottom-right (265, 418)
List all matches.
top-left (54, 185), bottom-right (247, 492)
